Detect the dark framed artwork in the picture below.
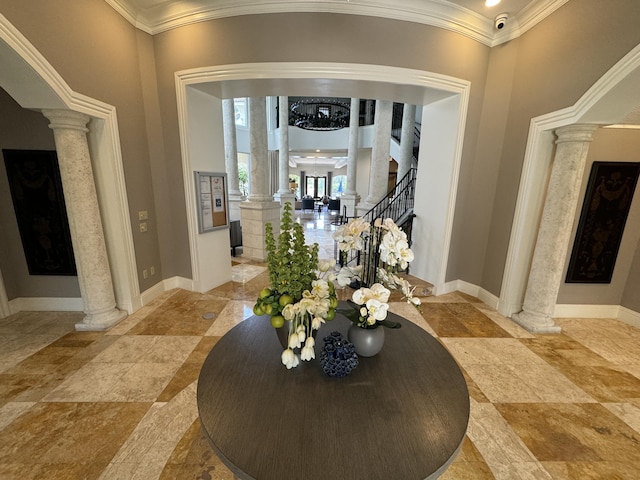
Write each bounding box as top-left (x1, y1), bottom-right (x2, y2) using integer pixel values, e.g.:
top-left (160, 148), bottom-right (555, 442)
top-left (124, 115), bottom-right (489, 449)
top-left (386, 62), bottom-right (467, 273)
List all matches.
top-left (3, 149), bottom-right (76, 276)
top-left (566, 161), bottom-right (640, 283)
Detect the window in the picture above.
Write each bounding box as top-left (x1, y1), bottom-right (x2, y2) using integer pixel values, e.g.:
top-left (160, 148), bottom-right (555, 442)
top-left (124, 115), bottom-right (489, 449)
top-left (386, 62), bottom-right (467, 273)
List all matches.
top-left (305, 176), bottom-right (326, 198)
top-left (234, 98), bottom-right (248, 127)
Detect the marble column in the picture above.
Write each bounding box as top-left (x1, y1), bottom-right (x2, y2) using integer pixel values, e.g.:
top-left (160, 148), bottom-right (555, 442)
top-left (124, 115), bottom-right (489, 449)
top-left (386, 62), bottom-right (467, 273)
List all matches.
top-left (512, 124), bottom-right (598, 333)
top-left (240, 97), bottom-right (281, 261)
top-left (42, 109), bottom-right (127, 331)
top-left (342, 97), bottom-right (360, 218)
top-left (364, 100), bottom-right (374, 125)
top-left (357, 100), bottom-right (393, 215)
top-left (274, 96), bottom-right (295, 208)
top-left (222, 98), bottom-right (244, 221)
top-left (398, 103), bottom-right (416, 182)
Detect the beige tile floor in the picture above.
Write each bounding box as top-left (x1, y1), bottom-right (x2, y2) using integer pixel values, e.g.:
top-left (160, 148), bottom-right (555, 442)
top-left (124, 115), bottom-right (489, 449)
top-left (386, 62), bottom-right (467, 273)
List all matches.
top-left (1, 210), bottom-right (639, 479)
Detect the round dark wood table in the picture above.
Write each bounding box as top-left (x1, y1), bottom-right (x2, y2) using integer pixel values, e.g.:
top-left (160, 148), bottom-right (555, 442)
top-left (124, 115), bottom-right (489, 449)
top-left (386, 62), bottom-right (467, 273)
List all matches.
top-left (197, 306), bottom-right (469, 480)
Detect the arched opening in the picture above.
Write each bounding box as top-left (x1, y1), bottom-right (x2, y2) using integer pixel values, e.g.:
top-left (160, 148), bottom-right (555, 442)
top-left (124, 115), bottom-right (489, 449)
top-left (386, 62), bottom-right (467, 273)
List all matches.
top-left (0, 15), bottom-right (139, 318)
top-left (500, 44), bottom-right (640, 318)
top-left (176, 63), bottom-right (470, 293)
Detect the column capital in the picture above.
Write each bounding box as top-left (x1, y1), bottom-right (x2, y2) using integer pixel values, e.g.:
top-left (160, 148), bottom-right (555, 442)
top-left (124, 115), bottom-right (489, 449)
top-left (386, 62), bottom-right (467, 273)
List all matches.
top-left (42, 109), bottom-right (91, 132)
top-left (554, 124), bottom-right (598, 144)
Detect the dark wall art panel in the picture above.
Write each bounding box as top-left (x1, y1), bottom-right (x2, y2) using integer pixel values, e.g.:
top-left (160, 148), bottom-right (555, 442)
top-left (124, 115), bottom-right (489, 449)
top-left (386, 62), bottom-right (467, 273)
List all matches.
top-left (566, 161), bottom-right (640, 283)
top-left (3, 149), bottom-right (76, 276)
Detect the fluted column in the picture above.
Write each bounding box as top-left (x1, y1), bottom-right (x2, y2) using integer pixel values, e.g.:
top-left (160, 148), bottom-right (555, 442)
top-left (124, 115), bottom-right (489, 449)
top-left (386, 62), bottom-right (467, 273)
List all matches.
top-left (222, 98), bottom-right (244, 221)
top-left (240, 97), bottom-right (281, 261)
top-left (398, 103), bottom-right (416, 182)
top-left (357, 100), bottom-right (392, 215)
top-left (42, 109), bottom-right (127, 331)
top-left (512, 124), bottom-right (598, 333)
top-left (274, 96), bottom-right (295, 208)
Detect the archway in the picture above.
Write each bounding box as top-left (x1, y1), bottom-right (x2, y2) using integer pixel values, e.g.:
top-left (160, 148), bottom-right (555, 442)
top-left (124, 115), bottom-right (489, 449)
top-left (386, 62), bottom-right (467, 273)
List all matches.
top-left (0, 14), bottom-right (139, 318)
top-left (176, 63), bottom-right (470, 293)
top-left (499, 43), bottom-right (640, 318)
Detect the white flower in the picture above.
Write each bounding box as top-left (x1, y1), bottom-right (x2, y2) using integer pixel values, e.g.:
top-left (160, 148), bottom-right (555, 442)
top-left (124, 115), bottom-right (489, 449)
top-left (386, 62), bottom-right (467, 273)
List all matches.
top-left (282, 303), bottom-right (295, 321)
top-left (300, 337), bottom-right (316, 361)
top-left (337, 266), bottom-right (359, 287)
top-left (333, 218), bottom-right (370, 251)
top-left (311, 316), bottom-right (324, 330)
top-left (288, 332), bottom-right (301, 349)
top-left (365, 298), bottom-right (389, 321)
top-left (311, 279), bottom-right (330, 299)
top-left (369, 283), bottom-right (390, 303)
top-left (281, 348), bottom-right (299, 369)
top-left (352, 287), bottom-right (370, 305)
top-left (318, 258), bottom-right (336, 272)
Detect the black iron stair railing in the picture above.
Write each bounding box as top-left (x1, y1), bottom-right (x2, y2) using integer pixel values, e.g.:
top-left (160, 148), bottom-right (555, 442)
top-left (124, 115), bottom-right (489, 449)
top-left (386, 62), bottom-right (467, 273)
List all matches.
top-left (335, 168), bottom-right (417, 286)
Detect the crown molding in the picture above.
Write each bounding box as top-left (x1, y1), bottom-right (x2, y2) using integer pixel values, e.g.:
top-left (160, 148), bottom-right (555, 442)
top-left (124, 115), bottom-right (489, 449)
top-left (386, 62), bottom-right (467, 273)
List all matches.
top-left (106, 0), bottom-right (569, 46)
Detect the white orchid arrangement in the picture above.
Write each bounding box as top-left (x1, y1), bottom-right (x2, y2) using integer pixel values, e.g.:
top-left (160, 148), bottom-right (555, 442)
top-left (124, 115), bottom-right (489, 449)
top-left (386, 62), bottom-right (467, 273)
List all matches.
top-left (333, 217), bottom-right (421, 329)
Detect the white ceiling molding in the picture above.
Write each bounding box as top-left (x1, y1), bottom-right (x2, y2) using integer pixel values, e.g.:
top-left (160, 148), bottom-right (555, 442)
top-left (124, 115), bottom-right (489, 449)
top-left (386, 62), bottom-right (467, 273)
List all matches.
top-left (105, 0), bottom-right (568, 46)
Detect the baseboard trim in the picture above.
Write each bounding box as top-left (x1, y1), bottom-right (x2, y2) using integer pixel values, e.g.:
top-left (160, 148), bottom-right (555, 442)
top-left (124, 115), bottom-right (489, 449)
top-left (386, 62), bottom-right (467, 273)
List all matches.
top-left (442, 280), bottom-right (640, 329)
top-left (139, 276), bottom-right (195, 306)
top-left (554, 304), bottom-right (640, 329)
top-left (619, 306), bottom-right (640, 329)
top-left (442, 280), bottom-right (500, 310)
top-left (553, 304), bottom-right (620, 319)
top-left (9, 297), bottom-right (84, 313)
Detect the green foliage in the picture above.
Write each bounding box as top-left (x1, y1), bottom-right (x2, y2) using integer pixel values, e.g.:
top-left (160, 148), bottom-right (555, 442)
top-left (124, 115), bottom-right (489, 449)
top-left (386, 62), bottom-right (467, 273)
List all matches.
top-left (265, 202), bottom-right (319, 300)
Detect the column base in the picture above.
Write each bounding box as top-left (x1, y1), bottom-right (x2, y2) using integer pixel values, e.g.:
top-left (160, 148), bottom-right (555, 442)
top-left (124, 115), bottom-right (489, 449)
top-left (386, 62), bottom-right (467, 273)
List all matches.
top-left (356, 201), bottom-right (376, 217)
top-left (228, 193), bottom-right (245, 222)
top-left (340, 193), bottom-right (360, 218)
top-left (75, 307), bottom-right (128, 332)
top-left (239, 201), bottom-right (282, 261)
top-left (273, 192), bottom-right (295, 207)
top-left (511, 310), bottom-right (561, 334)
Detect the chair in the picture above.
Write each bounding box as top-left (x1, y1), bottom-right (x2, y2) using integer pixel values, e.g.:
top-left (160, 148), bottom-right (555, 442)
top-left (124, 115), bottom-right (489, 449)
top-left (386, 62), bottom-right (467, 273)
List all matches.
top-left (301, 198), bottom-right (315, 212)
top-left (328, 198), bottom-right (340, 213)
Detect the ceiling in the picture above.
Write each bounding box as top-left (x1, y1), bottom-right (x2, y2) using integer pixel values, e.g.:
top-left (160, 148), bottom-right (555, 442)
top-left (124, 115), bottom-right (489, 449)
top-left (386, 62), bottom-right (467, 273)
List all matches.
top-left (106, 0), bottom-right (569, 45)
top-left (104, 0), bottom-right (639, 144)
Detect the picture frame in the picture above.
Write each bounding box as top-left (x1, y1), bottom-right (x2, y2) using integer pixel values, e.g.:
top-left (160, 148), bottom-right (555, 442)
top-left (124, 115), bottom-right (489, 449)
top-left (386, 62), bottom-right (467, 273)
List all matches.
top-left (3, 149), bottom-right (77, 276)
top-left (194, 171), bottom-right (229, 233)
top-left (565, 161), bottom-right (640, 283)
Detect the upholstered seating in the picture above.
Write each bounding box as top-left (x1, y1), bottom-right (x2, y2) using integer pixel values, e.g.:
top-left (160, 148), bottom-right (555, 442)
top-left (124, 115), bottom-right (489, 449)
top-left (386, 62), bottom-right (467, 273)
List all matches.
top-left (301, 198), bottom-right (315, 212)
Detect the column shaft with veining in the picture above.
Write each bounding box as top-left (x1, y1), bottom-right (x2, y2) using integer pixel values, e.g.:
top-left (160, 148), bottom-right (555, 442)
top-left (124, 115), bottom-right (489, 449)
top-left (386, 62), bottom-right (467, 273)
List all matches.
top-left (342, 97), bottom-right (361, 217)
top-left (240, 97), bottom-right (281, 260)
top-left (42, 109), bottom-right (127, 331)
top-left (222, 98), bottom-right (244, 220)
top-left (513, 124), bottom-right (598, 333)
top-left (358, 100), bottom-right (392, 215)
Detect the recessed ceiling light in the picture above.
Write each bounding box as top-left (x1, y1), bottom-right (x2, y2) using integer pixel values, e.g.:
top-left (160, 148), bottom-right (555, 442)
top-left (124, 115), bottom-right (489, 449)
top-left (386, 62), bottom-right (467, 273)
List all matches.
top-left (485, 0), bottom-right (501, 7)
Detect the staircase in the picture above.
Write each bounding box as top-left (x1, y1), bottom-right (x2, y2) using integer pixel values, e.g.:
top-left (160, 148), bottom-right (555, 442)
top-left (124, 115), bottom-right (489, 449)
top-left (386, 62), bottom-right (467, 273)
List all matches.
top-left (335, 167), bottom-right (434, 296)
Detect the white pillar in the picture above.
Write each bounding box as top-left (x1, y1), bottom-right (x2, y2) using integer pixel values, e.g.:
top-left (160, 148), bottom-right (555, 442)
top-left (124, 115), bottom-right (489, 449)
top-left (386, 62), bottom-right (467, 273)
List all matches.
top-left (342, 97), bottom-right (360, 217)
top-left (274, 96), bottom-right (295, 208)
top-left (222, 98), bottom-right (244, 221)
top-left (247, 97), bottom-right (271, 202)
top-left (240, 97), bottom-right (281, 261)
top-left (398, 103), bottom-right (416, 182)
top-left (512, 124), bottom-right (598, 333)
top-left (357, 100), bottom-right (393, 215)
top-left (42, 109), bottom-right (127, 331)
